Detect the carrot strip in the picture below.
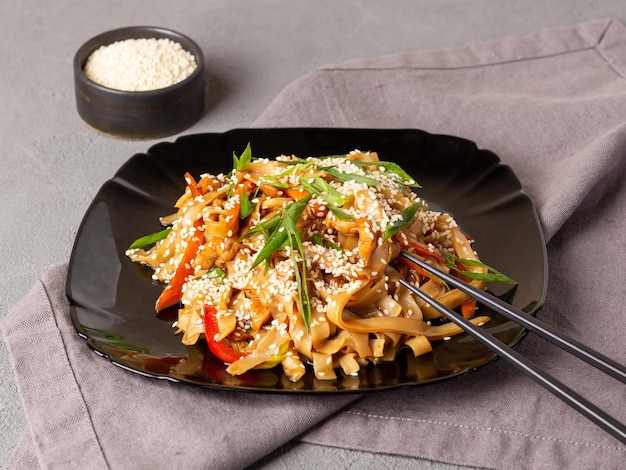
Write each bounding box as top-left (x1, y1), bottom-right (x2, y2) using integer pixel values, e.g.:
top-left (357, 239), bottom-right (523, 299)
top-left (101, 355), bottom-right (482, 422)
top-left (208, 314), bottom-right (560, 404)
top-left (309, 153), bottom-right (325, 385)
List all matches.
top-left (285, 188), bottom-right (310, 201)
top-left (155, 218), bottom-right (204, 311)
top-left (461, 298), bottom-right (477, 319)
top-left (393, 235), bottom-right (445, 263)
top-left (397, 255), bottom-right (441, 284)
top-left (184, 172), bottom-right (202, 198)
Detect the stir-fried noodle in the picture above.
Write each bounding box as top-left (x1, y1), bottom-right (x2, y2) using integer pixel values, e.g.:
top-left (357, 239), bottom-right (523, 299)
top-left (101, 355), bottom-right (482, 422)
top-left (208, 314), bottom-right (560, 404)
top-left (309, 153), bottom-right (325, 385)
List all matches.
top-left (127, 147), bottom-right (514, 381)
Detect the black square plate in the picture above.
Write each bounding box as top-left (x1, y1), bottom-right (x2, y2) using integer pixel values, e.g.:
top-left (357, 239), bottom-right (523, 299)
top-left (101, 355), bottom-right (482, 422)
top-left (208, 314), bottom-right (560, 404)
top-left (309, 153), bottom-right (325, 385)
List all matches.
top-left (67, 128), bottom-right (547, 392)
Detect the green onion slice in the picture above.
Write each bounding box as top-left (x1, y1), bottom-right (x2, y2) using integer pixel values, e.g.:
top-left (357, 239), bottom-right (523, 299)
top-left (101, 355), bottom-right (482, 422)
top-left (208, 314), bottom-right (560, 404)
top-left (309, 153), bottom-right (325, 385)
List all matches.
top-left (443, 252), bottom-right (517, 284)
top-left (384, 202), bottom-right (423, 240)
top-left (128, 228), bottom-right (172, 250)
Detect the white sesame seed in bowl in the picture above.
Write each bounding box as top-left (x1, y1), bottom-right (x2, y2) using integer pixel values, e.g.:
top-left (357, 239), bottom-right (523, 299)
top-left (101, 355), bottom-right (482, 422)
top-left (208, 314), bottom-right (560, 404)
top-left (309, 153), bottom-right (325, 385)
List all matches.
top-left (83, 37), bottom-right (198, 92)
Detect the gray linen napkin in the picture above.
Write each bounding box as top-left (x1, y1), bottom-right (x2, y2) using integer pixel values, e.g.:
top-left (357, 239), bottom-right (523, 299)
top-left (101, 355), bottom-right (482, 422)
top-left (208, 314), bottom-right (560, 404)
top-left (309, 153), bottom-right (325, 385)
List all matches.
top-left (3, 18), bottom-right (626, 470)
top-left (253, 18), bottom-right (626, 468)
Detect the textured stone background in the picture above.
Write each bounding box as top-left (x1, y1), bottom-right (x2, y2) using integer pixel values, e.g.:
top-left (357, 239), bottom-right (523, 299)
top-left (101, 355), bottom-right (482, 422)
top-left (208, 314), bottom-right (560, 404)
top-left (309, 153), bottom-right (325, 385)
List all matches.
top-left (2, 1), bottom-right (625, 468)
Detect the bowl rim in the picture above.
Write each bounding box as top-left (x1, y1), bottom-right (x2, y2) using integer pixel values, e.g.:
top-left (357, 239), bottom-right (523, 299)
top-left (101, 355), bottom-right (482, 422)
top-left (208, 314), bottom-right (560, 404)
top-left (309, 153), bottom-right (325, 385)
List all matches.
top-left (73, 25), bottom-right (205, 97)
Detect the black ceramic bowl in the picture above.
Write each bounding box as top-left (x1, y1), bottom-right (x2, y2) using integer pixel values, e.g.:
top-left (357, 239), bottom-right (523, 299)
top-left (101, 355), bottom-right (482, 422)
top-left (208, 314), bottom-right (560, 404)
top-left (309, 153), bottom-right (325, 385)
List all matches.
top-left (74, 26), bottom-right (205, 139)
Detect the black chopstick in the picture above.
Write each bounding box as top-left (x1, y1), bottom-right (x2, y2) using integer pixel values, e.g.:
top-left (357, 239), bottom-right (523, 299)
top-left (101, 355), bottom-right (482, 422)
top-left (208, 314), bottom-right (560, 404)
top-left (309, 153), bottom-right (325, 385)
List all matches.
top-left (400, 251), bottom-right (626, 383)
top-left (398, 250), bottom-right (626, 444)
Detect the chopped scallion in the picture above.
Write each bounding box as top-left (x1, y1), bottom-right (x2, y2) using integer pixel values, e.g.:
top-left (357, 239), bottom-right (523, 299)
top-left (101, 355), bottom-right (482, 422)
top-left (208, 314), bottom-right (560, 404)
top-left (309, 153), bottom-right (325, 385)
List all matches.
top-left (239, 189), bottom-right (254, 219)
top-left (128, 228), bottom-right (172, 250)
top-left (245, 195), bottom-right (313, 330)
top-left (384, 202), bottom-right (422, 240)
top-left (233, 143), bottom-right (252, 172)
top-left (351, 160), bottom-right (421, 188)
top-left (202, 266), bottom-right (226, 281)
top-left (443, 252), bottom-right (517, 284)
top-left (322, 167), bottom-right (381, 186)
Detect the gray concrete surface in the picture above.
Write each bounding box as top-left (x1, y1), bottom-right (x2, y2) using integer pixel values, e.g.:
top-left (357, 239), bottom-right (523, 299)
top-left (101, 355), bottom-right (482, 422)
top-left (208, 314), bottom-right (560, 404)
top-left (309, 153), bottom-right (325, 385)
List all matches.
top-left (2, 1), bottom-right (625, 468)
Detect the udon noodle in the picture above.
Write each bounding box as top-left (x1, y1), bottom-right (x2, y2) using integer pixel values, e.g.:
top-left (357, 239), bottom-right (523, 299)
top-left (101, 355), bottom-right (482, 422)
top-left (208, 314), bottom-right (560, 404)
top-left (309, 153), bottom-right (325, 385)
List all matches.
top-left (126, 147), bottom-right (513, 381)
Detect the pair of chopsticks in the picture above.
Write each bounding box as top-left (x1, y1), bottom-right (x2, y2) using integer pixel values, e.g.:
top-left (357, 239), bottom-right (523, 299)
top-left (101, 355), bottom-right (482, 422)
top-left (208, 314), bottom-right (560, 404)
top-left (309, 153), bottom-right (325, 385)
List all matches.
top-left (398, 250), bottom-right (626, 444)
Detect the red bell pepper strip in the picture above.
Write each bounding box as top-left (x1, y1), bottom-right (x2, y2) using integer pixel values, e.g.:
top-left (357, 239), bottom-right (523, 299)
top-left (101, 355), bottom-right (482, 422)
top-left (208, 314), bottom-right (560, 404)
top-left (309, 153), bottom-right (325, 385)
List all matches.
top-left (155, 217), bottom-right (204, 311)
top-left (203, 305), bottom-right (249, 363)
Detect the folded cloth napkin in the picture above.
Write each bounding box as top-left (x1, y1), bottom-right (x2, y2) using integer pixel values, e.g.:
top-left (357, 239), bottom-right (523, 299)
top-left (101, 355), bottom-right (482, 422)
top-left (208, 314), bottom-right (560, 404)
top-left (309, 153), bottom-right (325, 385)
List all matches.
top-left (3, 18), bottom-right (626, 470)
